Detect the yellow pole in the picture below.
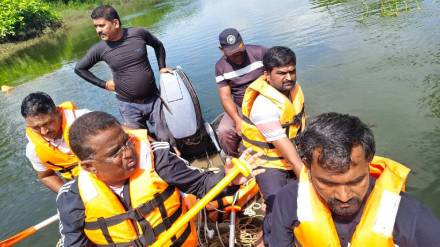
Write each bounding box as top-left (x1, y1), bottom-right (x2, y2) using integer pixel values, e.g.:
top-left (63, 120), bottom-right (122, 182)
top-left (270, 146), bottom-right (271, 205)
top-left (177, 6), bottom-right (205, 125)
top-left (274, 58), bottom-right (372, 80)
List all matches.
top-left (151, 158), bottom-right (251, 247)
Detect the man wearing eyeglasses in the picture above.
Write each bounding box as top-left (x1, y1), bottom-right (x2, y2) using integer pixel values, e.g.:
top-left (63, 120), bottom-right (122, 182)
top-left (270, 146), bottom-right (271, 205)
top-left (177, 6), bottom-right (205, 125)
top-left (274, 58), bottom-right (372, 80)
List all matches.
top-left (56, 111), bottom-right (263, 247)
top-left (21, 92), bottom-right (90, 192)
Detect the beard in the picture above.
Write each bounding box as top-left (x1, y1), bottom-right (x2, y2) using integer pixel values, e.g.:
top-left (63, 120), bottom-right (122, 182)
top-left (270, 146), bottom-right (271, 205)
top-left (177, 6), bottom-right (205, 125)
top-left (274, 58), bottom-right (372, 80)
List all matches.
top-left (327, 197), bottom-right (362, 220)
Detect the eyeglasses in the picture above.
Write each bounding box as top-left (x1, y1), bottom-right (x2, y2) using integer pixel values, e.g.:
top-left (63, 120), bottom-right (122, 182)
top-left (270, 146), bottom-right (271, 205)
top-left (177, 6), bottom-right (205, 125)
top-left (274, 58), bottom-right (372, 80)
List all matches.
top-left (86, 136), bottom-right (135, 164)
top-left (110, 136), bottom-right (134, 160)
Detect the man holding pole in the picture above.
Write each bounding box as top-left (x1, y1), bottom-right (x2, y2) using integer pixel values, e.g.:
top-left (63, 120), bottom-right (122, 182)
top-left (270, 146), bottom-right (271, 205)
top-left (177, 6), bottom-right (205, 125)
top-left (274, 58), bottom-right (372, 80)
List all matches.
top-left (56, 111), bottom-right (262, 247)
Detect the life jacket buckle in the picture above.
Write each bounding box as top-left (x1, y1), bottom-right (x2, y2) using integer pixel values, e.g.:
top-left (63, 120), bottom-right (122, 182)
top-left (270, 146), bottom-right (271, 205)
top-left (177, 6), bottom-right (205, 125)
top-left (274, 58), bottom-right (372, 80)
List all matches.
top-left (130, 207), bottom-right (145, 221)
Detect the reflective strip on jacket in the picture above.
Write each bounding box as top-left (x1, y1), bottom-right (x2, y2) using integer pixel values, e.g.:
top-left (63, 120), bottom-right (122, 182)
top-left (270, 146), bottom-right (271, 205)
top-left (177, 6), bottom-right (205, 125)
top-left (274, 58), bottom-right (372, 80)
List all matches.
top-left (294, 156), bottom-right (411, 247)
top-left (241, 76), bottom-right (305, 170)
top-left (78, 129), bottom-right (197, 247)
top-left (25, 101), bottom-right (79, 180)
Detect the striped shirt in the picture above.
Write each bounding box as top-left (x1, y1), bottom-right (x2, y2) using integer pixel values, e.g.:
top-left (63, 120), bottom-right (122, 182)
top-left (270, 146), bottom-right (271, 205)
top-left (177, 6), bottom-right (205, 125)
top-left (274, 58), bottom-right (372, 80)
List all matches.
top-left (215, 45), bottom-right (268, 106)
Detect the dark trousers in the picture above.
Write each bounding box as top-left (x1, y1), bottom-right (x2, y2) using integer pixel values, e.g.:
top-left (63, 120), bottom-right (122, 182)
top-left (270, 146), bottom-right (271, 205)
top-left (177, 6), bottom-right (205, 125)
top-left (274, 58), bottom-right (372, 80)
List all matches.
top-left (216, 110), bottom-right (243, 157)
top-left (256, 167), bottom-right (296, 246)
top-left (117, 96), bottom-right (160, 132)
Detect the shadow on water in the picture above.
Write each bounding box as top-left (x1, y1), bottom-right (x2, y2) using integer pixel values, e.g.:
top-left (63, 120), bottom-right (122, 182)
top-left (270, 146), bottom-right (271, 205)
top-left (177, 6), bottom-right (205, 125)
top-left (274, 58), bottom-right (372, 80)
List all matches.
top-left (0, 0), bottom-right (179, 86)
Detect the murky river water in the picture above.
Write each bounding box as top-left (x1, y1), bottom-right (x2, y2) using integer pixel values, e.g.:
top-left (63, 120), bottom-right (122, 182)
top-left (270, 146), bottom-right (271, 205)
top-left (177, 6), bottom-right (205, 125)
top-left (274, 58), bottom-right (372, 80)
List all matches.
top-left (0, 0), bottom-right (439, 245)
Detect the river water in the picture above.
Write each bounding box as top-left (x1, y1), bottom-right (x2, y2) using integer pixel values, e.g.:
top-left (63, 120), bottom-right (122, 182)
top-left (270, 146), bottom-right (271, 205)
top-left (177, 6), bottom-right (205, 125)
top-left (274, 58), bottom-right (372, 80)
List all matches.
top-left (0, 0), bottom-right (439, 245)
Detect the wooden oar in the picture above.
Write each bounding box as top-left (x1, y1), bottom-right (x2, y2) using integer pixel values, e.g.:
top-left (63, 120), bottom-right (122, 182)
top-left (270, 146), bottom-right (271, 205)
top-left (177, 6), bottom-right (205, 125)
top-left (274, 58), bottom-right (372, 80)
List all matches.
top-left (0, 214), bottom-right (59, 247)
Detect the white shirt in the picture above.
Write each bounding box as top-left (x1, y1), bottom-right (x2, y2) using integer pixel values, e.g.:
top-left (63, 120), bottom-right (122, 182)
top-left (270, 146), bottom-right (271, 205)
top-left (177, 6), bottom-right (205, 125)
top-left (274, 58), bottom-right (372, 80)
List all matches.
top-left (249, 95), bottom-right (286, 142)
top-left (25, 109), bottom-right (90, 172)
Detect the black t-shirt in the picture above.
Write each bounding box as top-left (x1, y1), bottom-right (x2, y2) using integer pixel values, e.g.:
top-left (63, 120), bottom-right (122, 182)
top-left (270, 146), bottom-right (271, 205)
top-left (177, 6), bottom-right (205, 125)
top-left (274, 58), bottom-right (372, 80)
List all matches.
top-left (75, 27), bottom-right (166, 101)
top-left (269, 177), bottom-right (440, 247)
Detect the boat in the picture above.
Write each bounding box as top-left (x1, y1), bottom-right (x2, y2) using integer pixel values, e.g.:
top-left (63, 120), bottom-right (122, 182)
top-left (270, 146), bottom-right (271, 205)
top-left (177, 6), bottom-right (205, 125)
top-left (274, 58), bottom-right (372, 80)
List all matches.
top-left (159, 67), bottom-right (264, 246)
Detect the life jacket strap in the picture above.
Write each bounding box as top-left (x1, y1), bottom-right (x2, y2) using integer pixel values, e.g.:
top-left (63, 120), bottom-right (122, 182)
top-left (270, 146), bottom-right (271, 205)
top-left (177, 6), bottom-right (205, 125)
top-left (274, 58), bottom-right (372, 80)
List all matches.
top-left (247, 147), bottom-right (283, 161)
top-left (242, 134), bottom-right (275, 149)
top-left (94, 206), bottom-right (191, 247)
top-left (213, 197), bottom-right (225, 222)
top-left (57, 164), bottom-right (77, 174)
top-left (281, 106), bottom-right (304, 128)
top-left (85, 186), bottom-right (192, 246)
top-left (96, 217), bottom-right (115, 245)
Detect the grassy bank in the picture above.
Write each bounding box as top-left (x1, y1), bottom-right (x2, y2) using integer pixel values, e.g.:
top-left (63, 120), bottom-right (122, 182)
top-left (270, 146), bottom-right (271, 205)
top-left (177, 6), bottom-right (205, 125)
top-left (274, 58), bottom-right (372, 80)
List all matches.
top-left (0, 0), bottom-right (154, 61)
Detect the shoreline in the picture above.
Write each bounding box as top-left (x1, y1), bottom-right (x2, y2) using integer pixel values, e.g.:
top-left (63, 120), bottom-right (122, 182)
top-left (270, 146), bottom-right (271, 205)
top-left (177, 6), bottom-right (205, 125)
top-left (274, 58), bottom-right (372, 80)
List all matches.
top-left (0, 0), bottom-right (147, 62)
top-left (0, 7), bottom-right (90, 61)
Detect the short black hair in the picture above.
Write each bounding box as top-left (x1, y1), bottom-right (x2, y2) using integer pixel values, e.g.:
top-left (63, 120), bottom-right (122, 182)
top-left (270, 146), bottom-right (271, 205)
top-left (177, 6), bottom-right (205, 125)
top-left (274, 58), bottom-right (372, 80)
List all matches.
top-left (263, 46), bottom-right (296, 73)
top-left (297, 112), bottom-right (375, 173)
top-left (21, 92), bottom-right (57, 118)
top-left (91, 5), bottom-right (121, 26)
top-left (69, 111), bottom-right (121, 160)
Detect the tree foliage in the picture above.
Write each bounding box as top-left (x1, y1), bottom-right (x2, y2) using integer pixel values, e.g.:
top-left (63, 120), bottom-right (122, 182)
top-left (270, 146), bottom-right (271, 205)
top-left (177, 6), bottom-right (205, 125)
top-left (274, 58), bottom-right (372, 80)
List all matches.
top-left (0, 0), bottom-right (62, 43)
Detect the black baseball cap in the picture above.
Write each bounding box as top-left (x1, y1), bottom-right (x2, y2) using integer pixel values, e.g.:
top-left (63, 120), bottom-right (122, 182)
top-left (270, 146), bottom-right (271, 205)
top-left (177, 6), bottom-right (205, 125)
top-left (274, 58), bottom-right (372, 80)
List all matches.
top-left (219, 28), bottom-right (245, 56)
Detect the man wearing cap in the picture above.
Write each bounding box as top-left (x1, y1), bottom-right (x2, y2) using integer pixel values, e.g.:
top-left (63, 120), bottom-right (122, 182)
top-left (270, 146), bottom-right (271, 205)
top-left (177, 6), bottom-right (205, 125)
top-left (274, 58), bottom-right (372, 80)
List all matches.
top-left (215, 28), bottom-right (268, 157)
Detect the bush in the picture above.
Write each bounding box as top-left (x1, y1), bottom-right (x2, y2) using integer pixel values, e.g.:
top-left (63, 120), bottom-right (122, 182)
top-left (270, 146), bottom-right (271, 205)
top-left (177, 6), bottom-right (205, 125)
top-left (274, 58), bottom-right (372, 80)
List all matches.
top-left (0, 0), bottom-right (62, 43)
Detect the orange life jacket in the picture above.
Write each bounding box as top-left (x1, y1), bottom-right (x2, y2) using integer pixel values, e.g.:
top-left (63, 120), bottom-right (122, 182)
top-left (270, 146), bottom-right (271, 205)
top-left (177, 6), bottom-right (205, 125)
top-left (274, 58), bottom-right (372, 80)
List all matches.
top-left (294, 156), bottom-right (410, 247)
top-left (241, 76), bottom-right (305, 170)
top-left (78, 129), bottom-right (197, 247)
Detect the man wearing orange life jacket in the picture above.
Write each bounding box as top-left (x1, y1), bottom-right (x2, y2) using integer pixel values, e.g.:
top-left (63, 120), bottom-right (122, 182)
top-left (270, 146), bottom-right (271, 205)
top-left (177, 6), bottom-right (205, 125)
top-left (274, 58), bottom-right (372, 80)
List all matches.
top-left (21, 92), bottom-right (90, 192)
top-left (56, 111), bottom-right (262, 247)
top-left (269, 112), bottom-right (440, 247)
top-left (241, 46), bottom-right (305, 244)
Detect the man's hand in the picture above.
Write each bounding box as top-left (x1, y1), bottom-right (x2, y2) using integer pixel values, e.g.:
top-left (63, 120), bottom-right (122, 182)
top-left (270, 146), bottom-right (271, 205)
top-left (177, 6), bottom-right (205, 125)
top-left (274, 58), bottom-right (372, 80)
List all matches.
top-left (234, 118), bottom-right (242, 136)
top-left (160, 67), bottom-right (174, 74)
top-left (226, 148), bottom-right (265, 185)
top-left (172, 146), bottom-right (182, 157)
top-left (37, 170), bottom-right (65, 193)
top-left (105, 80), bottom-right (115, 91)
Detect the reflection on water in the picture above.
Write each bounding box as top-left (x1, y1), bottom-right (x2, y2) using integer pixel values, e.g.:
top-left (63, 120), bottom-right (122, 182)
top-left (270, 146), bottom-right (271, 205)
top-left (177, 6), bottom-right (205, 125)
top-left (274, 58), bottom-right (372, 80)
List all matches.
top-left (0, 0), bottom-right (439, 245)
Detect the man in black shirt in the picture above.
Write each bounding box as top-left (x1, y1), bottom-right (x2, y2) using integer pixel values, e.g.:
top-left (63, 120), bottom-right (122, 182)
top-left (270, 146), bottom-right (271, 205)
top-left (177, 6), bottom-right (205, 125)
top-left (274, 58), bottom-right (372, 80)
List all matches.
top-left (269, 112), bottom-right (440, 247)
top-left (75, 5), bottom-right (172, 134)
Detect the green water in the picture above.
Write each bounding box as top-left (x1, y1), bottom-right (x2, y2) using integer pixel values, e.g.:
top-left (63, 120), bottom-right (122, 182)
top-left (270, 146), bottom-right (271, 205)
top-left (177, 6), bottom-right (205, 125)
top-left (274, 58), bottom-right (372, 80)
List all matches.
top-left (0, 0), bottom-right (439, 245)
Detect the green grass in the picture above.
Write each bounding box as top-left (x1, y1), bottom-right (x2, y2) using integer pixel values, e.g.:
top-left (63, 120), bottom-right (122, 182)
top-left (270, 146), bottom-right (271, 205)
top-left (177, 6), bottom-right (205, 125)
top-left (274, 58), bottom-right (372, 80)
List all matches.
top-left (0, 0), bottom-right (155, 61)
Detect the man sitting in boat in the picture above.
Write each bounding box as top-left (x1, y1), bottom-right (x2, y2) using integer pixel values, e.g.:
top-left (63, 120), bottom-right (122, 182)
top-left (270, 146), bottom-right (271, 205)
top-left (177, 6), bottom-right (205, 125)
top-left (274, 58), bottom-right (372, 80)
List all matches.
top-left (21, 92), bottom-right (90, 192)
top-left (56, 111), bottom-right (262, 247)
top-left (269, 112), bottom-right (440, 246)
top-left (241, 46), bottom-right (305, 244)
top-left (215, 28), bottom-right (268, 157)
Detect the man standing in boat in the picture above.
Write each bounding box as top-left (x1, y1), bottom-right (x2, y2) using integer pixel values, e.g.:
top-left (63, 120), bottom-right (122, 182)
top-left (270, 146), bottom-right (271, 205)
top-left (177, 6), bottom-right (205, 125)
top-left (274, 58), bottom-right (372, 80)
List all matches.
top-left (21, 92), bottom-right (89, 192)
top-left (75, 5), bottom-right (174, 148)
top-left (269, 112), bottom-right (440, 246)
top-left (56, 111), bottom-right (263, 247)
top-left (215, 28), bottom-right (268, 157)
top-left (241, 46), bottom-right (305, 244)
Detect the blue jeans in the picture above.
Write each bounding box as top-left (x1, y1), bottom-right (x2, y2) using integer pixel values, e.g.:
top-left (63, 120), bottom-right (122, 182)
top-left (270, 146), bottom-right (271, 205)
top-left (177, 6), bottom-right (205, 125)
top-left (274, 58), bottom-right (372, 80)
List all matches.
top-left (117, 96), bottom-right (160, 133)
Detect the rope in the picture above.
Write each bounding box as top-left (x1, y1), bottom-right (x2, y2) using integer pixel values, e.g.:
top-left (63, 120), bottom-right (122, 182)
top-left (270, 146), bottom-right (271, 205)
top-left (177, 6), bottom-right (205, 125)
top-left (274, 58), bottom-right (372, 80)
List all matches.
top-left (197, 211), bottom-right (204, 247)
top-left (215, 221), bottom-right (226, 247)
